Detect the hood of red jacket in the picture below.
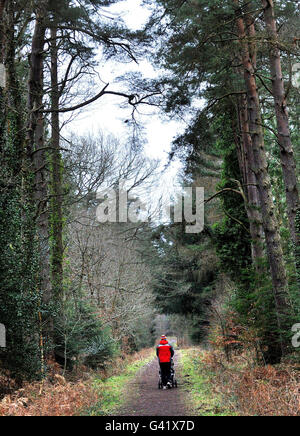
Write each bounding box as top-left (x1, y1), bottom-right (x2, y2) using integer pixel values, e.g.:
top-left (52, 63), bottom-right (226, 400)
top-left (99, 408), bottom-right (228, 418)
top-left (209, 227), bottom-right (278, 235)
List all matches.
top-left (160, 339), bottom-right (168, 345)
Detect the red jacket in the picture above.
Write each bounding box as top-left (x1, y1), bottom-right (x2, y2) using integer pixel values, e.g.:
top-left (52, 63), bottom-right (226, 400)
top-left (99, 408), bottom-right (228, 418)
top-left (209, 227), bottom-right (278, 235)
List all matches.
top-left (156, 339), bottom-right (174, 363)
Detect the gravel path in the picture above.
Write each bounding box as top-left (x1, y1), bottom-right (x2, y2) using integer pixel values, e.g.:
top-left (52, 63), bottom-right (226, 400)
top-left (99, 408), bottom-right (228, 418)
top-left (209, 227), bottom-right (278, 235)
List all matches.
top-left (115, 353), bottom-right (188, 416)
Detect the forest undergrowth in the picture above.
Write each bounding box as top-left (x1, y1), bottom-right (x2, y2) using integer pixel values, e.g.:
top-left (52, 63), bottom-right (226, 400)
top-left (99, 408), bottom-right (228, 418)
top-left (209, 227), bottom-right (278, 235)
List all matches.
top-left (184, 348), bottom-right (300, 416)
top-left (0, 349), bottom-right (153, 416)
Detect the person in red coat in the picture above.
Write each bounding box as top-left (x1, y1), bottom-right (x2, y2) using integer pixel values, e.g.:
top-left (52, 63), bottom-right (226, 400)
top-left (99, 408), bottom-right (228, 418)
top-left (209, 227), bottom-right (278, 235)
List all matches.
top-left (156, 335), bottom-right (174, 389)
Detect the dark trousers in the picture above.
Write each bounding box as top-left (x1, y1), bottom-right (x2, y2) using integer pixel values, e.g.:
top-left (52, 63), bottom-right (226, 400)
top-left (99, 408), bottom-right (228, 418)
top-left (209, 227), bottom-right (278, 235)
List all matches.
top-left (159, 362), bottom-right (171, 386)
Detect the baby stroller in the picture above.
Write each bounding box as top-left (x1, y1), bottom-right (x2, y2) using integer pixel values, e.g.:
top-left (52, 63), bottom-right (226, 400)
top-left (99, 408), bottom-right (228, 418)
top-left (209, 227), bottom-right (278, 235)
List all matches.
top-left (158, 359), bottom-right (178, 389)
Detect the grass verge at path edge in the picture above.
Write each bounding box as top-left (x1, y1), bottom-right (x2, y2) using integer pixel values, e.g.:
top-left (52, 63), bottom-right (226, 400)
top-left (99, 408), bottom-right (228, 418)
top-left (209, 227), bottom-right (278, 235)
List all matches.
top-left (180, 348), bottom-right (237, 416)
top-left (85, 351), bottom-right (155, 416)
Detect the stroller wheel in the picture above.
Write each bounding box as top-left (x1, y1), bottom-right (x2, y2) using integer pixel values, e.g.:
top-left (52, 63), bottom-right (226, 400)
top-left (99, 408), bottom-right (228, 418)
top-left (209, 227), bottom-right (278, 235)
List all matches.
top-left (158, 381), bottom-right (163, 389)
top-left (174, 380), bottom-right (178, 388)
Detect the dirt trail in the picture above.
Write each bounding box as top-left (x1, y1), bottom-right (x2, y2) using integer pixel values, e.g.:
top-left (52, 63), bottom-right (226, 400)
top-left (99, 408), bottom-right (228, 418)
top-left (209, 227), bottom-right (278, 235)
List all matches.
top-left (115, 353), bottom-right (189, 416)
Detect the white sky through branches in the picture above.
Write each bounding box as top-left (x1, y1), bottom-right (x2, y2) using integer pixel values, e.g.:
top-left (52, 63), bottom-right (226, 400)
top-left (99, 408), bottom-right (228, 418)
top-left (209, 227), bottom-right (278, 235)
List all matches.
top-left (63, 0), bottom-right (185, 206)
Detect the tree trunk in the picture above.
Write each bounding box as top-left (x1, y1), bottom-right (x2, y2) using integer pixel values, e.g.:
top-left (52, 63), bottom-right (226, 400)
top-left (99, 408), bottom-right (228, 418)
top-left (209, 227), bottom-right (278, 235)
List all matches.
top-left (237, 95), bottom-right (265, 265)
top-left (234, 0), bottom-right (290, 361)
top-left (296, 209), bottom-right (300, 284)
top-left (3, 2), bottom-right (24, 172)
top-left (50, 24), bottom-right (64, 299)
top-left (26, 1), bottom-right (51, 307)
top-left (261, 0), bottom-right (299, 247)
top-left (0, 0), bottom-right (6, 60)
top-left (234, 17), bottom-right (265, 268)
top-left (0, 0), bottom-right (6, 154)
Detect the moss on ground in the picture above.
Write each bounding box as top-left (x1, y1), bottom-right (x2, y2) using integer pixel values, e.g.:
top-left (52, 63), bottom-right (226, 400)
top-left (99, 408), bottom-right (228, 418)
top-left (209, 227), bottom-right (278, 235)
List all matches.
top-left (180, 348), bottom-right (237, 416)
top-left (85, 347), bottom-right (237, 417)
top-left (85, 352), bottom-right (155, 416)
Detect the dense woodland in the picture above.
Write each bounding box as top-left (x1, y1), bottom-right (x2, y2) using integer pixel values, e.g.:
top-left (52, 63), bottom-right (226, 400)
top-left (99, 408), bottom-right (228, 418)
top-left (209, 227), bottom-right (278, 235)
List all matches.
top-left (0, 0), bottom-right (299, 413)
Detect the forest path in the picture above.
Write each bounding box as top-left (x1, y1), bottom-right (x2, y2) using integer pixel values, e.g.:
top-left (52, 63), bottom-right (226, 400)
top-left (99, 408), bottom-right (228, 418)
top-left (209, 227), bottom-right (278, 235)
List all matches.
top-left (114, 352), bottom-right (190, 416)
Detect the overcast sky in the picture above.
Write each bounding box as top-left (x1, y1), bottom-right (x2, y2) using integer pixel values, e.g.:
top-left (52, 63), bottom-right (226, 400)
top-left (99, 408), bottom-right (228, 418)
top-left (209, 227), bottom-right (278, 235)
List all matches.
top-left (62, 0), bottom-right (186, 203)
